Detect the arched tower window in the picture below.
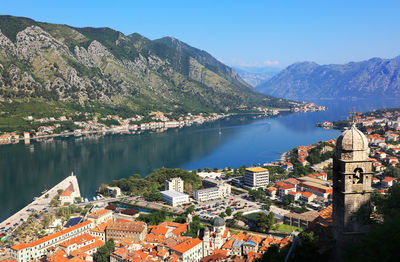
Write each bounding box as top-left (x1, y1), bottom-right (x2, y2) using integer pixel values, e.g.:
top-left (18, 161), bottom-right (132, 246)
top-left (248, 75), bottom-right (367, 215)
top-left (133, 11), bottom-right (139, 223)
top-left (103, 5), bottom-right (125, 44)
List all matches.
top-left (353, 168), bottom-right (363, 184)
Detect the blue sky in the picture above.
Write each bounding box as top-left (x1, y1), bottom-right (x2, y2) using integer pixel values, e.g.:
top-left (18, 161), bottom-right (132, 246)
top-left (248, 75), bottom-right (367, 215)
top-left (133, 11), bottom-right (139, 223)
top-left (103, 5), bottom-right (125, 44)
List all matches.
top-left (2, 0), bottom-right (400, 68)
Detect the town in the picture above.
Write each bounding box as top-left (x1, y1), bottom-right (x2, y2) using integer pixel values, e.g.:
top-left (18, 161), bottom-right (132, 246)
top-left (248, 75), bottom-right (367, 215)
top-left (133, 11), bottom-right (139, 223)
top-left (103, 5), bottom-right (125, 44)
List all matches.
top-left (0, 102), bottom-right (326, 146)
top-left (1, 108), bottom-right (398, 262)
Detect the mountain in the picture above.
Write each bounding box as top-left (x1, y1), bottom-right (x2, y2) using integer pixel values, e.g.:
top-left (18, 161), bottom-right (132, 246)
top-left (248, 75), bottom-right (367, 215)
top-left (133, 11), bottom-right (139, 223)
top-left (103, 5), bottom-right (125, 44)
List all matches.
top-left (0, 15), bottom-right (292, 117)
top-left (256, 57), bottom-right (400, 101)
top-left (233, 66), bottom-right (281, 87)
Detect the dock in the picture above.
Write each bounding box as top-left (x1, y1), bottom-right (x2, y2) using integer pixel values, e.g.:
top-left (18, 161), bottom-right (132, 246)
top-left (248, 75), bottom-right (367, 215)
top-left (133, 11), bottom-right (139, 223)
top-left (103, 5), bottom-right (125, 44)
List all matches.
top-left (0, 174), bottom-right (80, 229)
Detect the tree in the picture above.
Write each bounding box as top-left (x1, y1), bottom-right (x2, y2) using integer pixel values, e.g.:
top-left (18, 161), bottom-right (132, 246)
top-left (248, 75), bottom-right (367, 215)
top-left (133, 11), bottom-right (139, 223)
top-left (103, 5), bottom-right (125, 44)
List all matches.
top-left (286, 232), bottom-right (321, 262)
top-left (204, 167), bottom-right (211, 172)
top-left (94, 239), bottom-right (115, 262)
top-left (256, 212), bottom-right (274, 232)
top-left (137, 211), bottom-right (167, 225)
top-left (256, 244), bottom-right (289, 262)
top-left (234, 211), bottom-right (243, 221)
top-left (225, 207), bottom-right (233, 216)
top-left (249, 188), bottom-right (266, 201)
top-left (184, 216), bottom-right (203, 238)
top-left (283, 195), bottom-right (294, 206)
top-left (219, 212), bottom-right (226, 218)
top-left (383, 166), bottom-right (400, 179)
top-left (186, 205), bottom-right (195, 214)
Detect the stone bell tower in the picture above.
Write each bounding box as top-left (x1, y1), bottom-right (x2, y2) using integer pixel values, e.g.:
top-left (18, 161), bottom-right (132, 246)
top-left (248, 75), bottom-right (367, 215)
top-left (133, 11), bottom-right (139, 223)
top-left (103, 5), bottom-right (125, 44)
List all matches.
top-left (333, 120), bottom-right (372, 245)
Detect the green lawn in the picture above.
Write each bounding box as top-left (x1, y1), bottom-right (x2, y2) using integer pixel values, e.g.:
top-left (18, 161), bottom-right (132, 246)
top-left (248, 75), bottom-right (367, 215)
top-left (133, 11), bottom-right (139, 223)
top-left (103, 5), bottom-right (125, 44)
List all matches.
top-left (272, 223), bottom-right (303, 232)
top-left (245, 212), bottom-right (264, 221)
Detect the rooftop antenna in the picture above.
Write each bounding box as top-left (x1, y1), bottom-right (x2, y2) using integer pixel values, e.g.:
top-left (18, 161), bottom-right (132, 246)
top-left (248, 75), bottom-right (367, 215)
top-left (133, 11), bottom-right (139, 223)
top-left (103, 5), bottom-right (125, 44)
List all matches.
top-left (348, 106), bottom-right (358, 126)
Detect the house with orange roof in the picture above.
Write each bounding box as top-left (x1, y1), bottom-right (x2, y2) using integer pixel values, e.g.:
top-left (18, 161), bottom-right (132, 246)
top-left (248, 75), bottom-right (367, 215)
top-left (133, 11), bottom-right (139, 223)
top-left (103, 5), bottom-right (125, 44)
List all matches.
top-left (59, 233), bottom-right (95, 255)
top-left (69, 239), bottom-right (104, 259)
top-left (105, 220), bottom-right (147, 243)
top-left (200, 252), bottom-right (228, 262)
top-left (382, 177), bottom-right (397, 188)
top-left (275, 182), bottom-right (296, 197)
top-left (385, 156), bottom-right (399, 166)
top-left (170, 238), bottom-right (203, 262)
top-left (315, 204), bottom-right (333, 227)
top-left (59, 182), bottom-right (80, 205)
top-left (246, 251), bottom-right (263, 262)
top-left (266, 186), bottom-right (277, 198)
top-left (89, 220), bottom-right (112, 241)
top-left (371, 177), bottom-right (380, 184)
top-left (87, 209), bottom-right (113, 226)
top-left (287, 191), bottom-right (302, 201)
top-left (299, 191), bottom-right (316, 203)
top-left (145, 233), bottom-right (166, 246)
top-left (10, 220), bottom-right (92, 262)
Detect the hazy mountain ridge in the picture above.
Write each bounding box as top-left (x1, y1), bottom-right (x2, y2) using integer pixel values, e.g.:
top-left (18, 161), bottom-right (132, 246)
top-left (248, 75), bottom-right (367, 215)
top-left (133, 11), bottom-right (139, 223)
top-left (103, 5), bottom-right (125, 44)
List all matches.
top-left (0, 15), bottom-right (292, 114)
top-left (233, 66), bottom-right (281, 87)
top-left (256, 57), bottom-right (400, 100)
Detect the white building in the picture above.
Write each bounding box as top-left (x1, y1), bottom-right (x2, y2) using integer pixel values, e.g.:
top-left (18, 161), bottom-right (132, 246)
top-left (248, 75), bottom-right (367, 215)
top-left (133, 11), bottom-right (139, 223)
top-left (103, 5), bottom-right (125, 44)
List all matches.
top-left (194, 187), bottom-right (221, 202)
top-left (60, 181), bottom-right (81, 205)
top-left (202, 178), bottom-right (231, 198)
top-left (105, 186), bottom-right (121, 197)
top-left (165, 177), bottom-right (184, 192)
top-left (10, 221), bottom-right (92, 262)
top-left (171, 238), bottom-right (203, 262)
top-left (161, 190), bottom-right (189, 207)
top-left (244, 167), bottom-right (270, 189)
top-left (87, 209), bottom-right (113, 226)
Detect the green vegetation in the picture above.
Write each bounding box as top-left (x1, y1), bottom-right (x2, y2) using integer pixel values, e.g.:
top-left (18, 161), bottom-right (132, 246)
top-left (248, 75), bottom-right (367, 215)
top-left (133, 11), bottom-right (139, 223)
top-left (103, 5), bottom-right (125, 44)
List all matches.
top-left (383, 166), bottom-right (400, 179)
top-left (184, 216), bottom-right (204, 238)
top-left (272, 223), bottom-right (303, 232)
top-left (248, 188), bottom-right (267, 201)
top-left (0, 15), bottom-right (295, 132)
top-left (255, 212), bottom-right (275, 233)
top-left (306, 143), bottom-right (334, 165)
top-left (108, 168), bottom-right (201, 198)
top-left (345, 184), bottom-right (400, 261)
top-left (137, 210), bottom-right (167, 225)
top-left (93, 239), bottom-right (115, 262)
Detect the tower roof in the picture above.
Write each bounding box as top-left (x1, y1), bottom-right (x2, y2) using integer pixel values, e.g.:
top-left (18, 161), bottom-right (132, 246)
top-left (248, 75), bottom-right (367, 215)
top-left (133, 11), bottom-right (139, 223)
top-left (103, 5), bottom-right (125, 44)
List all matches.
top-left (213, 217), bottom-right (225, 227)
top-left (336, 125), bottom-right (368, 151)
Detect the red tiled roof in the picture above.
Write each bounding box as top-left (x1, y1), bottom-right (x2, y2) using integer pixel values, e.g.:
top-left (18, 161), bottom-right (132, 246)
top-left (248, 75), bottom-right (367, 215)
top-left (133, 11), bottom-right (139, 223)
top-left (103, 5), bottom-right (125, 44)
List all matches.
top-left (88, 209), bottom-right (112, 219)
top-left (171, 238), bottom-right (202, 254)
top-left (12, 221), bottom-right (92, 251)
top-left (383, 177), bottom-right (397, 182)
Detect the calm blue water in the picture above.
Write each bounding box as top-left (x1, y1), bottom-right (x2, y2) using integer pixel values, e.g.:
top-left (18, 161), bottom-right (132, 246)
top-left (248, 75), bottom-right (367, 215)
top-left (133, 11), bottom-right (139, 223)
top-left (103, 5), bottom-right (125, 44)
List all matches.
top-left (0, 98), bottom-right (399, 221)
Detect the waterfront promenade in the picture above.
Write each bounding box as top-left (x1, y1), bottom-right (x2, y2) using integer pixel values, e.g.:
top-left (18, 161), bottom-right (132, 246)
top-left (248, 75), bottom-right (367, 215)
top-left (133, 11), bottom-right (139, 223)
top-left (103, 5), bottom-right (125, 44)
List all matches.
top-left (0, 174), bottom-right (80, 229)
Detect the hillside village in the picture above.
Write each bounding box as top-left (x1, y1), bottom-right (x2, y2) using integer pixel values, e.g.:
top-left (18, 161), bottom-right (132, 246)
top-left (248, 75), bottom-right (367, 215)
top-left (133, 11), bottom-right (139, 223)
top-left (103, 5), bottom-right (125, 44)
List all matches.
top-left (0, 101), bottom-right (326, 146)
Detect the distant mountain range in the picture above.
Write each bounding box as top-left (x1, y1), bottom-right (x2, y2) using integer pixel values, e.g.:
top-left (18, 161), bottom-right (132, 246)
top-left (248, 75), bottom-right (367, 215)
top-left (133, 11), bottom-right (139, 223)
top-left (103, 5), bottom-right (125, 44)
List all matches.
top-left (0, 15), bottom-right (292, 116)
top-left (256, 57), bottom-right (400, 101)
top-left (233, 66), bottom-right (281, 87)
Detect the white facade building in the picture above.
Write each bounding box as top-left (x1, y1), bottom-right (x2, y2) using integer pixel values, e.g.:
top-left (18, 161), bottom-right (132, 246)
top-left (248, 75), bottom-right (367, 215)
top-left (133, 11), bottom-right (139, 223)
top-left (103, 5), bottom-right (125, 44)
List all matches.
top-left (244, 167), bottom-right (270, 189)
top-left (194, 187), bottom-right (221, 202)
top-left (10, 221), bottom-right (92, 262)
top-left (161, 190), bottom-right (189, 207)
top-left (165, 177), bottom-right (184, 192)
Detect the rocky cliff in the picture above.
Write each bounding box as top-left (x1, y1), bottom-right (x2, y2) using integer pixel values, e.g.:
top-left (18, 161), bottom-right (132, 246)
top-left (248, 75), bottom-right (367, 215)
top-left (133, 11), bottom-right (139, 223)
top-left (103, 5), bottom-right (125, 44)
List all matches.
top-left (0, 15), bottom-right (291, 114)
top-left (256, 57), bottom-right (400, 100)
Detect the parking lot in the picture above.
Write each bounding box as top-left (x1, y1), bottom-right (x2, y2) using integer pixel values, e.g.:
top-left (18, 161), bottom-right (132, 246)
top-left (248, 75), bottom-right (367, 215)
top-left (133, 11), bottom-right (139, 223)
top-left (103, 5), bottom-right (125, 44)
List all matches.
top-left (191, 193), bottom-right (263, 220)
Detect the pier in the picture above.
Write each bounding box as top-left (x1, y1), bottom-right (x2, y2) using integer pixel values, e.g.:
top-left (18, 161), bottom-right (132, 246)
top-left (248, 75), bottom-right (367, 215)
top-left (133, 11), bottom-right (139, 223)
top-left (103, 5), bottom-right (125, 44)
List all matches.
top-left (0, 174), bottom-right (80, 229)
